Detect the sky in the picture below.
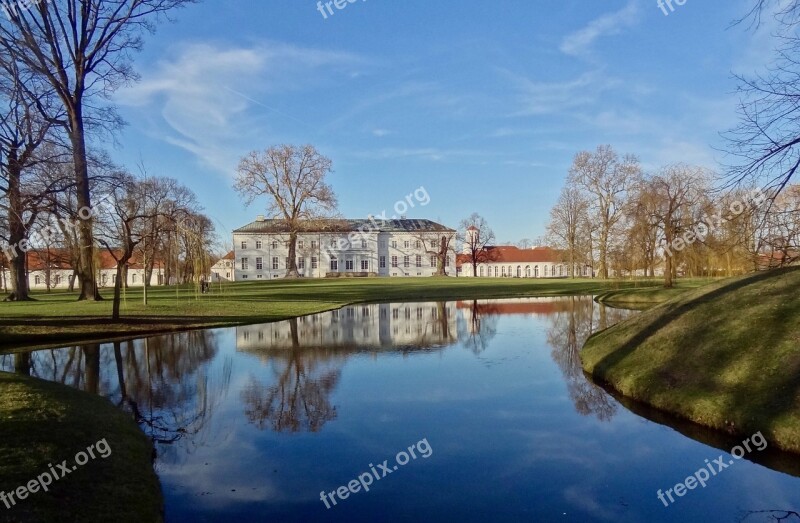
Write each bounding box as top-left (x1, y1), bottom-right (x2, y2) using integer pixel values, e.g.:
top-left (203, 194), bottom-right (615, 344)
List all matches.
top-left (108, 0), bottom-right (780, 248)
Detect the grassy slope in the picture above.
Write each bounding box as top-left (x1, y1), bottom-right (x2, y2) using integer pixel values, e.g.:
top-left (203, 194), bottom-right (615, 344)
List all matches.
top-left (0, 373), bottom-right (161, 522)
top-left (581, 267), bottom-right (800, 453)
top-left (595, 278), bottom-right (715, 308)
top-left (0, 277), bottom-right (710, 352)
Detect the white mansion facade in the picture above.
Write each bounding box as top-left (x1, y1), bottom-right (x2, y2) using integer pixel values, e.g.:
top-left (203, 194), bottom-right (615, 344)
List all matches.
top-left (232, 217), bottom-right (457, 280)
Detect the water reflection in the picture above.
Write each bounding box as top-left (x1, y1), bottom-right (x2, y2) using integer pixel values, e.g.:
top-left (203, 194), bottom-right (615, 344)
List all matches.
top-left (2, 298), bottom-right (800, 522)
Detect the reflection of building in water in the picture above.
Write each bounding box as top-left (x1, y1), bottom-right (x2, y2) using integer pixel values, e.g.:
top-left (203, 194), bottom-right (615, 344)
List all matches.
top-left (457, 297), bottom-right (575, 335)
top-left (236, 302), bottom-right (458, 353)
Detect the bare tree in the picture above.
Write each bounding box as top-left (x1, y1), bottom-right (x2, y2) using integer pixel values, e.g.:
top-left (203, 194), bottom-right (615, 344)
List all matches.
top-left (546, 186), bottom-right (590, 278)
top-left (458, 213), bottom-right (496, 277)
top-left (234, 144), bottom-right (337, 278)
top-left (0, 0), bottom-right (195, 300)
top-left (646, 165), bottom-right (710, 288)
top-left (568, 145), bottom-right (641, 279)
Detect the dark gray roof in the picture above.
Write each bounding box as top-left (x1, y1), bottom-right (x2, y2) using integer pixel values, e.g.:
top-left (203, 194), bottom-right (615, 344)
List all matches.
top-left (233, 218), bottom-right (454, 234)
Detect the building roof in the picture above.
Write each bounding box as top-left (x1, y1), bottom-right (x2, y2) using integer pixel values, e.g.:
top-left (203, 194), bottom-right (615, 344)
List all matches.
top-left (20, 249), bottom-right (163, 271)
top-left (234, 218), bottom-right (455, 234)
top-left (457, 246), bottom-right (562, 267)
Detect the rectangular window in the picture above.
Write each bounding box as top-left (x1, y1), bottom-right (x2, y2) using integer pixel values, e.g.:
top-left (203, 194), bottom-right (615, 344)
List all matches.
top-left (298, 240), bottom-right (304, 249)
top-left (404, 241), bottom-right (410, 249)
top-left (272, 257), bottom-right (279, 270)
top-left (132, 274), bottom-right (137, 283)
top-left (380, 256), bottom-right (386, 268)
top-left (415, 240), bottom-right (421, 249)
top-left (430, 240), bottom-right (438, 248)
top-left (255, 240), bottom-right (262, 249)
top-left (256, 257), bottom-right (263, 270)
top-left (298, 258), bottom-right (305, 270)
top-left (311, 240), bottom-right (317, 250)
top-left (361, 260), bottom-right (369, 271)
top-left (241, 241), bottom-right (247, 249)
top-left (391, 241), bottom-right (397, 249)
top-left (445, 256), bottom-right (450, 267)
top-left (312, 257), bottom-right (318, 269)
top-left (35, 275), bottom-right (41, 285)
top-left (272, 241), bottom-right (278, 249)
top-left (241, 258), bottom-right (249, 270)
top-left (391, 256), bottom-right (398, 268)
top-left (404, 256), bottom-right (410, 268)
top-left (330, 258), bottom-right (339, 271)
top-left (430, 256), bottom-right (437, 268)
top-left (361, 239), bottom-right (367, 249)
top-left (416, 255), bottom-right (422, 268)
top-left (346, 259), bottom-right (354, 271)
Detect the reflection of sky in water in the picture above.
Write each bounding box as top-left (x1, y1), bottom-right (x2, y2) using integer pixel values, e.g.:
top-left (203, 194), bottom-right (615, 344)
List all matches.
top-left (2, 297), bottom-right (799, 522)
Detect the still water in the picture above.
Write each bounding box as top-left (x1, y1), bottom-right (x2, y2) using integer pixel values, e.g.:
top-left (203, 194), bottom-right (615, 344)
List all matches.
top-left (3, 297), bottom-right (800, 522)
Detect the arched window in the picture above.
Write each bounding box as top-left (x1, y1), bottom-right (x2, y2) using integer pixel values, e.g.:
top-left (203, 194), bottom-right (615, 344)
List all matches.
top-left (534, 265), bottom-right (539, 278)
top-left (525, 266), bottom-right (531, 278)
top-left (479, 266), bottom-right (484, 277)
top-left (501, 266), bottom-right (506, 277)
top-left (516, 266), bottom-right (522, 278)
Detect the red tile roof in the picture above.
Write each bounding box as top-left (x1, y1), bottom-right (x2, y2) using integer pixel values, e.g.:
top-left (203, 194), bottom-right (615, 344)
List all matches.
top-left (457, 246), bottom-right (562, 267)
top-left (21, 249), bottom-right (162, 271)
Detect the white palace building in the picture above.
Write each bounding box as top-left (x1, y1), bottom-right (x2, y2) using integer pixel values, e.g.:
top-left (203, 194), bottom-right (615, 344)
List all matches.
top-left (229, 216), bottom-right (457, 280)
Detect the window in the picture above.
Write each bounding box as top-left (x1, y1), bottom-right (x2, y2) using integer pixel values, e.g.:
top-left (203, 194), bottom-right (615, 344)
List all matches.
top-left (256, 257), bottom-right (263, 270)
top-left (391, 256), bottom-right (398, 268)
top-left (256, 240), bottom-right (262, 249)
top-left (55, 275), bottom-right (61, 285)
top-left (286, 257), bottom-right (290, 269)
top-left (132, 274), bottom-right (137, 283)
top-left (430, 240), bottom-right (438, 248)
top-left (272, 241), bottom-right (278, 249)
top-left (430, 255), bottom-right (437, 268)
top-left (298, 240), bottom-right (304, 249)
top-left (241, 258), bottom-right (249, 270)
top-left (330, 257), bottom-right (338, 271)
top-left (480, 267), bottom-right (484, 277)
top-left (416, 255), bottom-right (422, 268)
top-left (361, 260), bottom-right (369, 271)
top-left (241, 241), bottom-right (247, 249)
top-left (312, 257), bottom-right (318, 269)
top-left (35, 275), bottom-right (41, 285)
top-left (380, 241), bottom-right (387, 248)
top-left (361, 239), bottom-right (367, 249)
top-left (445, 257), bottom-right (450, 267)
top-left (113, 274), bottom-right (117, 283)
top-left (415, 240), bottom-right (421, 249)
top-left (298, 258), bottom-right (305, 270)
top-left (404, 241), bottom-right (410, 249)
top-left (311, 240), bottom-right (317, 249)
top-left (391, 240), bottom-right (397, 249)
top-left (272, 257), bottom-right (279, 270)
top-left (380, 256), bottom-right (386, 268)
top-left (404, 256), bottom-right (410, 268)
top-left (346, 259), bottom-right (354, 271)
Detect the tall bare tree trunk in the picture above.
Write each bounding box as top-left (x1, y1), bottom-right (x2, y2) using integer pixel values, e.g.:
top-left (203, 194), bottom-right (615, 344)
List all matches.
top-left (70, 107), bottom-right (100, 301)
top-left (5, 151), bottom-right (30, 301)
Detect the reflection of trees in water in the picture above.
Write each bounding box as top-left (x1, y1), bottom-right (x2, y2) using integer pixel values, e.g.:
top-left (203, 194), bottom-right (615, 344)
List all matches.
top-left (457, 300), bottom-right (499, 355)
top-left (546, 297), bottom-right (636, 422)
top-left (241, 318), bottom-right (341, 433)
top-left (0, 331), bottom-right (229, 458)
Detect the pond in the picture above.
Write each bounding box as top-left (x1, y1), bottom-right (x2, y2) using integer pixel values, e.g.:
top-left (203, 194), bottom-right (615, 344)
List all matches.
top-left (3, 297), bottom-right (800, 522)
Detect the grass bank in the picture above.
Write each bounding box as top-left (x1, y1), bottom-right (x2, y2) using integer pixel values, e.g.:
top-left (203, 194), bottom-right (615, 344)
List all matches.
top-left (581, 267), bottom-right (800, 453)
top-left (0, 372), bottom-right (161, 522)
top-left (0, 277), bottom-right (713, 352)
top-left (594, 278), bottom-right (715, 308)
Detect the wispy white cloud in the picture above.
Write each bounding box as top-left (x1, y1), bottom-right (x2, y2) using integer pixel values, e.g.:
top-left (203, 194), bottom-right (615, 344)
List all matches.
top-left (560, 2), bottom-right (640, 56)
top-left (117, 42), bottom-right (364, 176)
top-left (505, 70), bottom-right (620, 116)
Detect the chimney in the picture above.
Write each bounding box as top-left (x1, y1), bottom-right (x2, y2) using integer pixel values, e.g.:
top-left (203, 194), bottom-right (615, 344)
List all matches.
top-left (256, 215), bottom-right (266, 222)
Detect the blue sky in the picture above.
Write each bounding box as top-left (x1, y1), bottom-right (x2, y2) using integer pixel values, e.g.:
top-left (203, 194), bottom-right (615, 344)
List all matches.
top-left (110, 0), bottom-right (777, 247)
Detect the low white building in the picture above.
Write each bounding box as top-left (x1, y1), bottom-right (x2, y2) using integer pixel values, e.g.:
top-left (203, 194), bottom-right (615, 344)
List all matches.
top-left (232, 217), bottom-right (457, 280)
top-left (210, 251), bottom-right (235, 282)
top-left (0, 249), bottom-right (165, 292)
top-left (458, 244), bottom-right (592, 279)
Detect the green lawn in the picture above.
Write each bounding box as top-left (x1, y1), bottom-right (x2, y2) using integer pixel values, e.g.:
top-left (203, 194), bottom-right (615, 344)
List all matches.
top-left (0, 277), bottom-right (715, 352)
top-left (0, 372), bottom-right (162, 522)
top-left (594, 278), bottom-right (716, 308)
top-left (581, 267), bottom-right (800, 453)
